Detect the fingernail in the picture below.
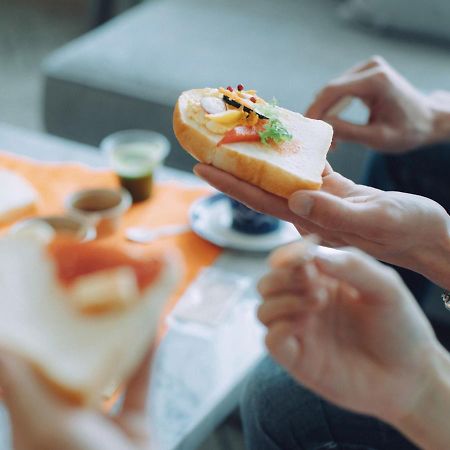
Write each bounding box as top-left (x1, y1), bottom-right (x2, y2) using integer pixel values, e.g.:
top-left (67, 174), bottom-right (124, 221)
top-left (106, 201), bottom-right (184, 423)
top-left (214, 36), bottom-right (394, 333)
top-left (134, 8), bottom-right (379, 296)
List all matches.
top-left (193, 167), bottom-right (203, 178)
top-left (276, 336), bottom-right (299, 367)
top-left (289, 194), bottom-right (314, 217)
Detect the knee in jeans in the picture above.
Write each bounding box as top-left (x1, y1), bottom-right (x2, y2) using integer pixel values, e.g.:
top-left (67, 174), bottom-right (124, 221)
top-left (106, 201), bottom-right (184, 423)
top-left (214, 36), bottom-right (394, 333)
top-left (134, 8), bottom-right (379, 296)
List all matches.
top-left (240, 357), bottom-right (313, 435)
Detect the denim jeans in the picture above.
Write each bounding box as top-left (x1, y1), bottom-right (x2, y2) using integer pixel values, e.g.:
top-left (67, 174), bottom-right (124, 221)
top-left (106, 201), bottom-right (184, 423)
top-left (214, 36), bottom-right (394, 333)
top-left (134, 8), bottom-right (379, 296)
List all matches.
top-left (241, 357), bottom-right (419, 450)
top-left (240, 144), bottom-right (450, 450)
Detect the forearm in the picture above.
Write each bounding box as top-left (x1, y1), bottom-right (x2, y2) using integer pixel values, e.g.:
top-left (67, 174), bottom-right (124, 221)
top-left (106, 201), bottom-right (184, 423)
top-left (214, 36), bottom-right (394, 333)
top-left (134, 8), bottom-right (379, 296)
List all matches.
top-left (392, 346), bottom-right (450, 449)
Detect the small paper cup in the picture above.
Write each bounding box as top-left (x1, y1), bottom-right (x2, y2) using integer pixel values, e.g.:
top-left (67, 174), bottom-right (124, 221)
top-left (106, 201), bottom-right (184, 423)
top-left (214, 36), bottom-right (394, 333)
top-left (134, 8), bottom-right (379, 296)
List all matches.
top-left (65, 188), bottom-right (131, 238)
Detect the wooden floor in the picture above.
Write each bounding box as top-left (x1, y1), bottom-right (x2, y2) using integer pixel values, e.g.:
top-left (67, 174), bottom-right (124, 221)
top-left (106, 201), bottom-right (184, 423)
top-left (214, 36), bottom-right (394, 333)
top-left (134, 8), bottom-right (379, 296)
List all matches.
top-left (0, 1), bottom-right (247, 448)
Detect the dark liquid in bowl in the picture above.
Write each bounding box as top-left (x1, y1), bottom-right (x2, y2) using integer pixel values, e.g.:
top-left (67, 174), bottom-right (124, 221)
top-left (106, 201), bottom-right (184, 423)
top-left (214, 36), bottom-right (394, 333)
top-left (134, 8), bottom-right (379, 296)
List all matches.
top-left (73, 193), bottom-right (121, 212)
top-left (119, 173), bottom-right (153, 203)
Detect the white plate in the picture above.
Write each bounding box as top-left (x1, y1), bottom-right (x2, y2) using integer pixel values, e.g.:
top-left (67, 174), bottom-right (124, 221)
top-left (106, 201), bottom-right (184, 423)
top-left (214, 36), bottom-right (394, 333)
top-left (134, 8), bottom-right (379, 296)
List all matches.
top-left (189, 194), bottom-right (299, 252)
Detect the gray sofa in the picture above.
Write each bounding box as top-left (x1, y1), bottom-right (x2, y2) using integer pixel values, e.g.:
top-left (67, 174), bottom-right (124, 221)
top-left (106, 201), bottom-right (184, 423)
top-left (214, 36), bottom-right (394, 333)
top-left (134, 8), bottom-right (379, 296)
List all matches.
top-left (43, 0), bottom-right (450, 178)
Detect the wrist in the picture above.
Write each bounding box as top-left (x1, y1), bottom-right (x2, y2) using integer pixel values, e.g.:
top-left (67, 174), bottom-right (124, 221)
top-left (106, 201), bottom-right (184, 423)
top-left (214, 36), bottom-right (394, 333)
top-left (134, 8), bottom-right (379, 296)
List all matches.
top-left (428, 94), bottom-right (450, 144)
top-left (391, 345), bottom-right (450, 449)
top-left (411, 215), bottom-right (450, 290)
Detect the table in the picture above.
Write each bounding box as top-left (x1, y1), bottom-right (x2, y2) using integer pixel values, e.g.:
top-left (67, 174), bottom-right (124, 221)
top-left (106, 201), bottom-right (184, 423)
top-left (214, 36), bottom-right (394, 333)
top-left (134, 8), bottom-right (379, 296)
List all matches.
top-left (0, 124), bottom-right (267, 450)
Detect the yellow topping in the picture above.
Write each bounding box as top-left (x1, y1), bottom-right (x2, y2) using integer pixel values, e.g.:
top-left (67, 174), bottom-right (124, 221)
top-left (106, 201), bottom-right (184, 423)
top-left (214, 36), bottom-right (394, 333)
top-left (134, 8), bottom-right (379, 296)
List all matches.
top-left (241, 112), bottom-right (260, 126)
top-left (207, 110), bottom-right (243, 125)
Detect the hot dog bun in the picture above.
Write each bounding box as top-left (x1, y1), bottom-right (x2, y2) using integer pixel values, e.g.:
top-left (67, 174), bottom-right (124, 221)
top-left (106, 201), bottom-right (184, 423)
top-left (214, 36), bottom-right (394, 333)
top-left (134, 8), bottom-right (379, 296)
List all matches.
top-left (173, 88), bottom-right (333, 197)
top-left (0, 236), bottom-right (181, 405)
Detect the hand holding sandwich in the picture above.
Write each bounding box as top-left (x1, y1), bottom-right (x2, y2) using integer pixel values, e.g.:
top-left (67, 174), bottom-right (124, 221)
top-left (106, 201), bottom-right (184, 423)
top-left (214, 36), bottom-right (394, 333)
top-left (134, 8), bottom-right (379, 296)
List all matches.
top-left (306, 56), bottom-right (450, 152)
top-left (195, 163), bottom-right (450, 290)
top-left (258, 243), bottom-right (450, 449)
top-left (0, 349), bottom-right (153, 450)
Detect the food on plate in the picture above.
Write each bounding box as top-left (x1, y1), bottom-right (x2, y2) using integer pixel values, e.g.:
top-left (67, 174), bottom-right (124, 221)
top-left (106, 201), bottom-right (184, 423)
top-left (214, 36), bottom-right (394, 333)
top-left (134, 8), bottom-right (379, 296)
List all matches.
top-left (0, 235), bottom-right (181, 404)
top-left (173, 85), bottom-right (333, 197)
top-left (0, 170), bottom-right (38, 224)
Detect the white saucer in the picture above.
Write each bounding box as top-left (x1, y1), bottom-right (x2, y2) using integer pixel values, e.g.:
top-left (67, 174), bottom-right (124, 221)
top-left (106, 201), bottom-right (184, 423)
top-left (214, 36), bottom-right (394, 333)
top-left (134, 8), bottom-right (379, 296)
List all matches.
top-left (189, 194), bottom-right (299, 252)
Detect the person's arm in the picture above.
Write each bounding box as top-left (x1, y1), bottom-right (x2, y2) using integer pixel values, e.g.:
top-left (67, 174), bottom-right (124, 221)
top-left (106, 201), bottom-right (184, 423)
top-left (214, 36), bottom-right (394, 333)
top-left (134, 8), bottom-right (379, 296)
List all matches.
top-left (392, 350), bottom-right (450, 450)
top-left (306, 56), bottom-right (450, 152)
top-left (258, 242), bottom-right (450, 449)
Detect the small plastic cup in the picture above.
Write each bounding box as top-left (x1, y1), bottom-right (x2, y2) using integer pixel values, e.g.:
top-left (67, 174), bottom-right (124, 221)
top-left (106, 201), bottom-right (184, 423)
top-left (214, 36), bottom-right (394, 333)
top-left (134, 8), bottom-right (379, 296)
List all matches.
top-left (65, 188), bottom-right (131, 238)
top-left (101, 130), bottom-right (170, 203)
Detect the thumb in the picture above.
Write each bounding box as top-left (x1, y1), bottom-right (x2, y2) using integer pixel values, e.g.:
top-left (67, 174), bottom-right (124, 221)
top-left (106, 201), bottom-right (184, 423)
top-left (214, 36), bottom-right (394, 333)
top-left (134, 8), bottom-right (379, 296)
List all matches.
top-left (0, 351), bottom-right (61, 422)
top-left (121, 346), bottom-right (154, 416)
top-left (0, 351), bottom-right (32, 399)
top-left (288, 190), bottom-right (371, 232)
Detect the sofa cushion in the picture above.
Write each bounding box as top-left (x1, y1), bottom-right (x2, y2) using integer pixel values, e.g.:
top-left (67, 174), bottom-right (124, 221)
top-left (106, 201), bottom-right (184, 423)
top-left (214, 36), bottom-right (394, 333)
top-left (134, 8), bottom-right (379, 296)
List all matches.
top-left (43, 0), bottom-right (450, 175)
top-left (340, 0), bottom-right (450, 43)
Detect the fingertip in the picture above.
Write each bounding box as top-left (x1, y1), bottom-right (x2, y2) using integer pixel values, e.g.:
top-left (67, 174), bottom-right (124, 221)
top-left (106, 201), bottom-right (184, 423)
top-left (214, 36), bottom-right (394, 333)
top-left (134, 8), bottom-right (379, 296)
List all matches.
top-left (193, 163), bottom-right (208, 178)
top-left (268, 238), bottom-right (318, 269)
top-left (256, 275), bottom-right (270, 296)
top-left (305, 105), bottom-right (319, 119)
top-left (314, 247), bottom-right (397, 301)
top-left (322, 161), bottom-right (334, 176)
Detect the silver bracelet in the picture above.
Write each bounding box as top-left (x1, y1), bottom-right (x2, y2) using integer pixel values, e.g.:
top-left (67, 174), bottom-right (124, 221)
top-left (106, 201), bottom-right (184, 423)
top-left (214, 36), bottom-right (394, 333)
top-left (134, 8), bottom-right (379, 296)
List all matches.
top-left (442, 291), bottom-right (450, 310)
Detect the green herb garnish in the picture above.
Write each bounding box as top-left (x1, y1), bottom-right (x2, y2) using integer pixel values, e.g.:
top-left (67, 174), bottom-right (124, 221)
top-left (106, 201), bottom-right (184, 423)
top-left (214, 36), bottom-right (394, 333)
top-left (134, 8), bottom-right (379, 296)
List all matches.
top-left (255, 99), bottom-right (293, 146)
top-left (259, 118), bottom-right (293, 145)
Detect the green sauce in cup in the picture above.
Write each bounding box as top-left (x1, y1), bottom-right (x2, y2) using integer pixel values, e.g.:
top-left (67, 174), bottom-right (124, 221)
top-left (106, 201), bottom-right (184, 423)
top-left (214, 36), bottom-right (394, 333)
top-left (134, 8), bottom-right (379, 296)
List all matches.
top-left (101, 131), bottom-right (170, 203)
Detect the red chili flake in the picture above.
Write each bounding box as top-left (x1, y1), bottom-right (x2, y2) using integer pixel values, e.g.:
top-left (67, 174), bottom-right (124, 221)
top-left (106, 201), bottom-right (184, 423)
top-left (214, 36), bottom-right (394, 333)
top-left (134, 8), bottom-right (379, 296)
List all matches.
top-left (226, 86), bottom-right (233, 92)
top-left (237, 84), bottom-right (244, 91)
top-left (250, 96), bottom-right (257, 103)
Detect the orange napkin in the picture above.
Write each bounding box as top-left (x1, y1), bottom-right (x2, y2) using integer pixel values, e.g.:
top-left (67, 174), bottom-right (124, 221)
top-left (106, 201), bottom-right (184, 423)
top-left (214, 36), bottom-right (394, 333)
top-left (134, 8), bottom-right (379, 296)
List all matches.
top-left (0, 151), bottom-right (222, 328)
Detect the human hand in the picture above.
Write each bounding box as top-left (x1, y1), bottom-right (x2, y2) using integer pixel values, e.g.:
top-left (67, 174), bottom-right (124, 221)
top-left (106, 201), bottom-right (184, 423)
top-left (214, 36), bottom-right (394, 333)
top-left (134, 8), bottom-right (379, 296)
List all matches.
top-left (0, 349), bottom-right (154, 450)
top-left (257, 242), bottom-right (444, 425)
top-left (194, 163), bottom-right (450, 289)
top-left (306, 56), bottom-right (450, 153)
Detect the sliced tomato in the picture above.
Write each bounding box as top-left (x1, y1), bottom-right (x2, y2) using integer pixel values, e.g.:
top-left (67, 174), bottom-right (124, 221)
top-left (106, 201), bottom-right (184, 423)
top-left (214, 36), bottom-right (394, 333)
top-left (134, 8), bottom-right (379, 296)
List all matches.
top-left (47, 238), bottom-right (163, 293)
top-left (218, 125), bottom-right (263, 146)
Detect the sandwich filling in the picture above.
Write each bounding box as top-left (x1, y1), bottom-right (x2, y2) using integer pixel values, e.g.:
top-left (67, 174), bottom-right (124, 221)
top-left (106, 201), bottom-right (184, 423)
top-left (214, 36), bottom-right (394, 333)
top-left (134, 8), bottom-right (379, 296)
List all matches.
top-left (48, 239), bottom-right (163, 292)
top-left (47, 238), bottom-right (164, 314)
top-left (185, 85), bottom-right (293, 147)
